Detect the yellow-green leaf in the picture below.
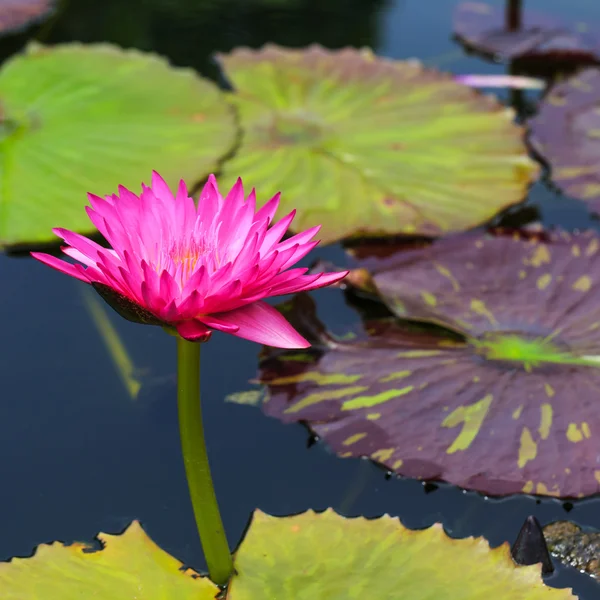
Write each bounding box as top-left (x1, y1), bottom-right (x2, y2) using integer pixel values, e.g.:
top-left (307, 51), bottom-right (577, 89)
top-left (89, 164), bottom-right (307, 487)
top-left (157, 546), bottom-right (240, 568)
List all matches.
top-left (217, 44), bottom-right (538, 244)
top-left (0, 42), bottom-right (236, 248)
top-left (0, 521), bottom-right (219, 599)
top-left (228, 509), bottom-right (575, 599)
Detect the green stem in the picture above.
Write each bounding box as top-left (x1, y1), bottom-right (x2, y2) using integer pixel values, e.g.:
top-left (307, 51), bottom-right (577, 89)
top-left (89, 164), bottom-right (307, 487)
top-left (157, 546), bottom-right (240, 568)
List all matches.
top-left (177, 337), bottom-right (233, 586)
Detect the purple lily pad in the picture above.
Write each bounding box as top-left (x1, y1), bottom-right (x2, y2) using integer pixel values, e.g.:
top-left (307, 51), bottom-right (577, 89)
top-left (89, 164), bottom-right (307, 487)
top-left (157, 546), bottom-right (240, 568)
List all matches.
top-left (258, 230), bottom-right (600, 498)
top-left (529, 68), bottom-right (600, 209)
top-left (454, 2), bottom-right (600, 63)
top-left (0, 0), bottom-right (54, 35)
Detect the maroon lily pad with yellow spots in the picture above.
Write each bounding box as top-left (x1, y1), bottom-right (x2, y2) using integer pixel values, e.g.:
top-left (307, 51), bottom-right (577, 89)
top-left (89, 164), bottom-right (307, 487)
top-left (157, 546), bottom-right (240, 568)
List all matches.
top-left (529, 68), bottom-right (600, 209)
top-left (454, 2), bottom-right (600, 64)
top-left (0, 0), bottom-right (54, 35)
top-left (258, 230), bottom-right (600, 498)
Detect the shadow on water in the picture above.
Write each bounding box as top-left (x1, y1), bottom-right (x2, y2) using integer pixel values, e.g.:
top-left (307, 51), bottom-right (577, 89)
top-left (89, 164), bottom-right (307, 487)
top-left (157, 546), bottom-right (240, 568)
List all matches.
top-left (0, 0), bottom-right (599, 597)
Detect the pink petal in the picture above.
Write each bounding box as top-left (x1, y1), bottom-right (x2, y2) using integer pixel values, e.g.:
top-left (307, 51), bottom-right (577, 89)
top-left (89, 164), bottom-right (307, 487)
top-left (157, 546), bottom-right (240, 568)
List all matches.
top-left (151, 171), bottom-right (174, 202)
top-left (235, 262), bottom-right (261, 288)
top-left (176, 289), bottom-right (203, 318)
top-left (218, 195), bottom-right (256, 254)
top-left (254, 192), bottom-right (280, 225)
top-left (118, 265), bottom-right (144, 303)
top-left (197, 176), bottom-right (222, 223)
top-left (175, 319), bottom-right (213, 342)
top-left (53, 228), bottom-right (106, 263)
top-left (203, 278), bottom-right (242, 310)
top-left (62, 247), bottom-right (99, 268)
top-left (182, 264), bottom-right (209, 299)
top-left (223, 177), bottom-right (245, 209)
top-left (198, 315), bottom-right (240, 333)
top-left (174, 179), bottom-right (196, 233)
top-left (203, 261), bottom-right (234, 293)
top-left (93, 261), bottom-right (129, 295)
top-left (275, 225), bottom-right (320, 253)
top-left (97, 214), bottom-right (136, 260)
top-left (246, 188), bottom-right (257, 212)
top-left (121, 249), bottom-right (143, 281)
top-left (231, 232), bottom-right (261, 274)
top-left (208, 301), bottom-right (310, 348)
top-left (281, 240), bottom-right (319, 266)
top-left (159, 270), bottom-right (179, 305)
top-left (160, 299), bottom-right (180, 322)
top-left (262, 267), bottom-right (309, 288)
top-left (269, 270), bottom-right (349, 295)
top-left (85, 202), bottom-right (118, 242)
top-left (140, 261), bottom-right (163, 313)
top-left (260, 209), bottom-right (296, 254)
top-left (30, 252), bottom-right (90, 283)
top-left (248, 246), bottom-right (300, 290)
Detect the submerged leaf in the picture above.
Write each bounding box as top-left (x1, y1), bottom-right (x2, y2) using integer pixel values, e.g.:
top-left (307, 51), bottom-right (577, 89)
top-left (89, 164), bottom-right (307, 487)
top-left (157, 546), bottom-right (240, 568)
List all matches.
top-left (0, 521), bottom-right (219, 599)
top-left (454, 2), bottom-right (600, 63)
top-left (258, 231), bottom-right (600, 497)
top-left (0, 42), bottom-right (236, 247)
top-left (529, 68), bottom-right (600, 209)
top-left (544, 521), bottom-right (600, 580)
top-left (81, 286), bottom-right (143, 400)
top-left (229, 509), bottom-right (574, 599)
top-left (216, 44), bottom-right (538, 244)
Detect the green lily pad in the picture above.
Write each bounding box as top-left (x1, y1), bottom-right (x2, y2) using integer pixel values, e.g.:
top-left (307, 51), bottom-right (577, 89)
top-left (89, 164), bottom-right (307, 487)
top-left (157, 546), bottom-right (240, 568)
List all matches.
top-left (257, 229), bottom-right (600, 498)
top-left (215, 44), bottom-right (538, 244)
top-left (230, 509), bottom-right (572, 599)
top-left (0, 513), bottom-right (575, 599)
top-left (544, 521), bottom-right (600, 580)
top-left (0, 42), bottom-right (236, 247)
top-left (0, 521), bottom-right (219, 599)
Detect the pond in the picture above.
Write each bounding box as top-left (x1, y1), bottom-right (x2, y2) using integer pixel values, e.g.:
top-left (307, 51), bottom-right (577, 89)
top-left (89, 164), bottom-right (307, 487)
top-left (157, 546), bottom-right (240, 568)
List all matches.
top-left (0, 0), bottom-right (599, 597)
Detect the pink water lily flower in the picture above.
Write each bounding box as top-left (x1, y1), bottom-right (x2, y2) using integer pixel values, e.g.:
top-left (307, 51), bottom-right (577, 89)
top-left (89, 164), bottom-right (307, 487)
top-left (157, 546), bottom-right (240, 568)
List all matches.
top-left (32, 173), bottom-right (347, 348)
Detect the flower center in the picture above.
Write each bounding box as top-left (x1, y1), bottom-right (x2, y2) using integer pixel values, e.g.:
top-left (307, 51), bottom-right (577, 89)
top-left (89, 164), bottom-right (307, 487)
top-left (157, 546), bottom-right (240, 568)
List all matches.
top-left (154, 239), bottom-right (216, 284)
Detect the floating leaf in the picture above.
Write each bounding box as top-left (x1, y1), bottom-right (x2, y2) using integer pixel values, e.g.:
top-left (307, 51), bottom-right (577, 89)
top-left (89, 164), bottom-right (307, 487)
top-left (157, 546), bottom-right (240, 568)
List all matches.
top-left (216, 44), bottom-right (537, 244)
top-left (0, 513), bottom-right (574, 599)
top-left (454, 2), bottom-right (600, 63)
top-left (0, 0), bottom-right (54, 35)
top-left (528, 68), bottom-right (600, 209)
top-left (229, 509), bottom-right (573, 599)
top-left (544, 521), bottom-right (600, 580)
top-left (0, 521), bottom-right (219, 599)
top-left (0, 42), bottom-right (236, 247)
top-left (258, 230), bottom-right (600, 498)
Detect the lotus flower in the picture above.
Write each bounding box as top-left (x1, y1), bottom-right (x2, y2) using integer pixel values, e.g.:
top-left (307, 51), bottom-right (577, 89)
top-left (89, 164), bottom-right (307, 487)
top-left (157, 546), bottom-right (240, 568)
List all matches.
top-left (32, 173), bottom-right (347, 348)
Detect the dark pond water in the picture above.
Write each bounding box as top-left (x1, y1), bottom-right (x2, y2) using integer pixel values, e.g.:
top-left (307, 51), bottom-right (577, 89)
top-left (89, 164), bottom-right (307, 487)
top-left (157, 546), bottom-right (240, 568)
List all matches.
top-left (1, 0), bottom-right (599, 597)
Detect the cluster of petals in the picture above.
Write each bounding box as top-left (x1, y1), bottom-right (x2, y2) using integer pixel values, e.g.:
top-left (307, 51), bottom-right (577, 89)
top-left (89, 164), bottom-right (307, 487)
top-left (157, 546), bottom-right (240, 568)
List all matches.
top-left (32, 173), bottom-right (347, 347)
